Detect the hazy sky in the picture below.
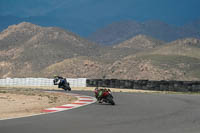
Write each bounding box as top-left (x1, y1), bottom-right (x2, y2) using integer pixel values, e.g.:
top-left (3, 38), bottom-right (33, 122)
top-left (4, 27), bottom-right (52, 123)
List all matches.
top-left (0, 0), bottom-right (199, 25)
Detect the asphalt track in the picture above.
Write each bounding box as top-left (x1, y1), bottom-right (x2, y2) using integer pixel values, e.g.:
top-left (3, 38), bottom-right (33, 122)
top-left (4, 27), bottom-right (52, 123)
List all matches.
top-left (1, 90), bottom-right (200, 133)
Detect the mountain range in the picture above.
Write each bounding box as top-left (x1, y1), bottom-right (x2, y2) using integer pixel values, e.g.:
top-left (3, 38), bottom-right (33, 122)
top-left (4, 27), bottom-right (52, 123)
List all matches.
top-left (0, 22), bottom-right (200, 81)
top-left (0, 0), bottom-right (200, 37)
top-left (1, 17), bottom-right (199, 46)
top-left (88, 20), bottom-right (200, 45)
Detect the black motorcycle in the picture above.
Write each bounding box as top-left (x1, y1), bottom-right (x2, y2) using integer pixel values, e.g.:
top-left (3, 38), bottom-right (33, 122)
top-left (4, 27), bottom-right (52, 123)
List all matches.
top-left (53, 76), bottom-right (71, 91)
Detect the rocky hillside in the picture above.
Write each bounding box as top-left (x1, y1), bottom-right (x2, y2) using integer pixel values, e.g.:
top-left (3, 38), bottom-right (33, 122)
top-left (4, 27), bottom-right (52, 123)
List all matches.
top-left (1, 22), bottom-right (200, 81)
top-left (105, 38), bottom-right (200, 80)
top-left (41, 37), bottom-right (200, 81)
top-left (113, 35), bottom-right (164, 49)
top-left (96, 35), bottom-right (164, 63)
top-left (149, 38), bottom-right (200, 58)
top-left (88, 20), bottom-right (200, 45)
top-left (0, 22), bottom-right (100, 78)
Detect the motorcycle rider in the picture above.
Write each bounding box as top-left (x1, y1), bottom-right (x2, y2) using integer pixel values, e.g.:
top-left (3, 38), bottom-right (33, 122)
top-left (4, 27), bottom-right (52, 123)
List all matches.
top-left (95, 87), bottom-right (109, 103)
top-left (53, 75), bottom-right (67, 88)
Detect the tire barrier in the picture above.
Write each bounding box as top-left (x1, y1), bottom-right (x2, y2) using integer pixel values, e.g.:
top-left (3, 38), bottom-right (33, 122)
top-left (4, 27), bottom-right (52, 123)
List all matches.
top-left (86, 79), bottom-right (200, 92)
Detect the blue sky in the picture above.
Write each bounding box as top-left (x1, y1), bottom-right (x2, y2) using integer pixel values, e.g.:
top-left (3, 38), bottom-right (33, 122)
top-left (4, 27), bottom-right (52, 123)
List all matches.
top-left (0, 0), bottom-right (200, 36)
top-left (0, 0), bottom-right (199, 25)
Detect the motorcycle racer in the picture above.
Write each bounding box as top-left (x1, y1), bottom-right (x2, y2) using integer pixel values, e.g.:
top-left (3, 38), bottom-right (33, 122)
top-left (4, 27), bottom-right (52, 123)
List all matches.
top-left (53, 75), bottom-right (71, 91)
top-left (95, 87), bottom-right (111, 103)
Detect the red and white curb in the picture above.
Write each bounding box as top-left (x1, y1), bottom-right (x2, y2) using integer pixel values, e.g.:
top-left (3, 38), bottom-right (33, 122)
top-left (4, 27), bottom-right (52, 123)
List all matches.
top-left (42, 93), bottom-right (97, 113)
top-left (0, 93), bottom-right (96, 121)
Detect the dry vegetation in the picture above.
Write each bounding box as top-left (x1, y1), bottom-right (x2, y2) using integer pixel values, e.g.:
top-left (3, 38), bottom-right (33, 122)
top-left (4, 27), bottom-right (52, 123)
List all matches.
top-left (1, 22), bottom-right (200, 80)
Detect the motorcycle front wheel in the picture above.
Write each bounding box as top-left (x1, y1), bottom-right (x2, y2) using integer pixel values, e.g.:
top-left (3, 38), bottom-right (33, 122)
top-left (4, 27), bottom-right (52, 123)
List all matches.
top-left (107, 95), bottom-right (115, 105)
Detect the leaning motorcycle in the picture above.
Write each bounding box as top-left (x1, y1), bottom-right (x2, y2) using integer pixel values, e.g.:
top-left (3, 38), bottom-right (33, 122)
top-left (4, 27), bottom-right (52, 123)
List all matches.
top-left (94, 88), bottom-right (115, 105)
top-left (53, 77), bottom-right (71, 91)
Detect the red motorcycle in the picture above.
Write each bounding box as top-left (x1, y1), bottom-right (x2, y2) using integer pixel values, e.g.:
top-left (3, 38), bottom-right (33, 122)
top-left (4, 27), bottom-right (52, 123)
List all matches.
top-left (94, 88), bottom-right (115, 105)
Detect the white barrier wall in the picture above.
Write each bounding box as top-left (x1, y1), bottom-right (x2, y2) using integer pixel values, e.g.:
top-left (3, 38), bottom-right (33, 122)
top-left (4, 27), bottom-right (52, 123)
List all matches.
top-left (0, 78), bottom-right (87, 87)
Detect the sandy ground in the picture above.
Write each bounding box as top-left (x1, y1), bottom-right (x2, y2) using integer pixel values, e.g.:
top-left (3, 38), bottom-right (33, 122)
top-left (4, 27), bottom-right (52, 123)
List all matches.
top-left (0, 88), bottom-right (77, 119)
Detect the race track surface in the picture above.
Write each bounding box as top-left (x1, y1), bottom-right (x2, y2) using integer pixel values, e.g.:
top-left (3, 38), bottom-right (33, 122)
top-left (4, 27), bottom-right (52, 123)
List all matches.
top-left (1, 90), bottom-right (200, 133)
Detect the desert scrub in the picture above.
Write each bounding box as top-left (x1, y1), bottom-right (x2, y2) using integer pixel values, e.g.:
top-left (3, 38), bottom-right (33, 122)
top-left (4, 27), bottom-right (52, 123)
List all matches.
top-left (0, 90), bottom-right (7, 93)
top-left (0, 88), bottom-right (60, 103)
top-left (48, 96), bottom-right (58, 103)
top-left (0, 88), bottom-right (38, 96)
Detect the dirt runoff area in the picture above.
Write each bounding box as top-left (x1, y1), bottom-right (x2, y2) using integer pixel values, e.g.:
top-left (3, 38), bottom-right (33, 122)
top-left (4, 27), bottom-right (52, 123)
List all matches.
top-left (0, 88), bottom-right (77, 119)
